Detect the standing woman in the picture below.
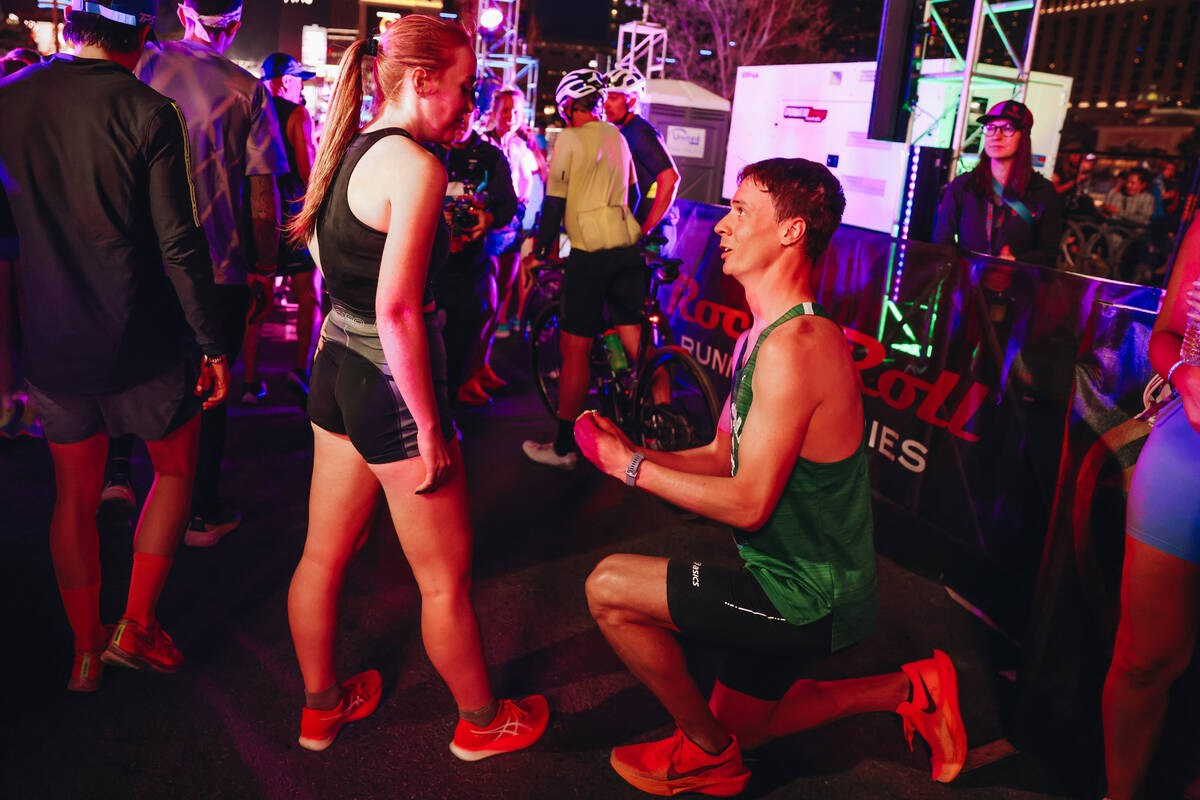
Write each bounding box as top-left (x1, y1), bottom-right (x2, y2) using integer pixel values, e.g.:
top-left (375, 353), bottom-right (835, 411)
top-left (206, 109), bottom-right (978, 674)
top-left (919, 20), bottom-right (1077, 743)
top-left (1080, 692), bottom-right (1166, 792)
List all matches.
top-left (1102, 217), bottom-right (1200, 800)
top-left (932, 100), bottom-right (1062, 267)
top-left (285, 16), bottom-right (549, 756)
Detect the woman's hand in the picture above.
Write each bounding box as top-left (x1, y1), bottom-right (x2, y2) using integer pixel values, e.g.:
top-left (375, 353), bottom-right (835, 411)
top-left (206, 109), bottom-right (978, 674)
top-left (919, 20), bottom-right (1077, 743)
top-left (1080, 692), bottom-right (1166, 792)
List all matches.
top-left (575, 411), bottom-right (635, 480)
top-left (414, 425), bottom-right (451, 494)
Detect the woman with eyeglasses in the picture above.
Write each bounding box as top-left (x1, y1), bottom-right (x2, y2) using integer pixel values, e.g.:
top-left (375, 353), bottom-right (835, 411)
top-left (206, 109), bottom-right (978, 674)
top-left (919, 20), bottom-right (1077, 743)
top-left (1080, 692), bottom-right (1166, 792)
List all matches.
top-left (932, 101), bottom-right (1063, 267)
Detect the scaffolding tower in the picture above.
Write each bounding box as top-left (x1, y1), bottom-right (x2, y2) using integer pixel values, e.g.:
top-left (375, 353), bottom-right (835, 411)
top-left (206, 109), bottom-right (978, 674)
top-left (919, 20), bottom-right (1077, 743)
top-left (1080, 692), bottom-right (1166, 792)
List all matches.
top-left (615, 19), bottom-right (668, 80)
top-left (924, 0), bottom-right (1044, 175)
top-left (474, 0), bottom-right (538, 121)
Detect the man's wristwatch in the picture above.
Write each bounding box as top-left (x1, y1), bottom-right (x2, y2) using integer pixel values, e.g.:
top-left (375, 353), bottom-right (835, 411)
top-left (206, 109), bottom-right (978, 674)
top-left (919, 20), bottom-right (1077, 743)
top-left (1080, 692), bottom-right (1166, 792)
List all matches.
top-left (624, 452), bottom-right (646, 487)
top-left (203, 354), bottom-right (228, 367)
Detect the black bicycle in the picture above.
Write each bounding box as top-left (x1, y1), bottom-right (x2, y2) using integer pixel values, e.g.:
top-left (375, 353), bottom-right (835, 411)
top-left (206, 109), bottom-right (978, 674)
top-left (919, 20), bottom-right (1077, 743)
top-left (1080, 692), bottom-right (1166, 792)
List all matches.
top-left (528, 242), bottom-right (719, 451)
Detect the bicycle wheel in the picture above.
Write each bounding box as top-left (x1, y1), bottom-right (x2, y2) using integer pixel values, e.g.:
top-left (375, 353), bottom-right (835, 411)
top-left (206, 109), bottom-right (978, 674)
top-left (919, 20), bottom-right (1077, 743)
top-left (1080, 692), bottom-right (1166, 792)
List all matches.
top-left (634, 346), bottom-right (720, 451)
top-left (520, 266), bottom-right (563, 341)
top-left (530, 304), bottom-right (562, 418)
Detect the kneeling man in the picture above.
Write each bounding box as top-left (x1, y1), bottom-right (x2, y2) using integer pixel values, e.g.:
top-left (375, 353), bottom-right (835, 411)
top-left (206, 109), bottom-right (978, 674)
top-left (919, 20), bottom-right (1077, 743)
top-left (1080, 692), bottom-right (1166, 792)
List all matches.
top-left (576, 158), bottom-right (967, 796)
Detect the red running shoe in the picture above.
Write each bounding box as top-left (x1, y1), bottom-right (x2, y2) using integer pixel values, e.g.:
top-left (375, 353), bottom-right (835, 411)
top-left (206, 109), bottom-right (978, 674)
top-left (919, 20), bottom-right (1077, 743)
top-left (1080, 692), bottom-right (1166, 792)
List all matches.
top-left (610, 728), bottom-right (750, 797)
top-left (456, 376), bottom-right (492, 407)
top-left (474, 364), bottom-right (507, 391)
top-left (298, 670), bottom-right (382, 752)
top-left (897, 649), bottom-right (968, 782)
top-left (448, 695), bottom-right (550, 761)
top-left (69, 624), bottom-right (116, 692)
top-left (101, 618), bottom-right (182, 673)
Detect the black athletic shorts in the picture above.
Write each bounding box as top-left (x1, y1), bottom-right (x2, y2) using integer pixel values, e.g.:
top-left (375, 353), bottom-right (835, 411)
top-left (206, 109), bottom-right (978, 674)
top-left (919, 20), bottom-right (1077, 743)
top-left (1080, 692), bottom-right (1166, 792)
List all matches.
top-left (308, 305), bottom-right (456, 464)
top-left (27, 358), bottom-right (201, 445)
top-left (559, 245), bottom-right (646, 338)
top-left (667, 558), bottom-right (833, 701)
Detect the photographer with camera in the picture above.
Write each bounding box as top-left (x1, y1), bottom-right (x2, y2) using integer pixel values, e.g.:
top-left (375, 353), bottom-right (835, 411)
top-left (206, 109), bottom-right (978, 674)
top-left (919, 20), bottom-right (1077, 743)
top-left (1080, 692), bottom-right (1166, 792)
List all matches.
top-left (430, 109), bottom-right (517, 405)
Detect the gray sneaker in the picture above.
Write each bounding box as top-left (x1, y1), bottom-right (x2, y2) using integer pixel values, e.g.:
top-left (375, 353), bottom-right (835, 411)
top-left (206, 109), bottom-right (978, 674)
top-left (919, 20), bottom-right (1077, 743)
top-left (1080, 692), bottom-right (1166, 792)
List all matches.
top-left (521, 440), bottom-right (577, 471)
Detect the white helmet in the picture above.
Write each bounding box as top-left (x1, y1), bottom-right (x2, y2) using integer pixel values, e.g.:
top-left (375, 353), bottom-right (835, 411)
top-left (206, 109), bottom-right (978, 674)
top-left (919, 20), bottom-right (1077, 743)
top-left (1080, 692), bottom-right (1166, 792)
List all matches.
top-left (554, 68), bottom-right (606, 111)
top-left (605, 66), bottom-right (646, 98)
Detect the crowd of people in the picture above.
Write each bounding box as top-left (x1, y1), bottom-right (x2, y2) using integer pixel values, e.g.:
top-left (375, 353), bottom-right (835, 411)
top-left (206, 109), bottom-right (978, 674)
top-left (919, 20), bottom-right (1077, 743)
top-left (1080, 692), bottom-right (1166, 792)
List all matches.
top-left (0, 2), bottom-right (1195, 798)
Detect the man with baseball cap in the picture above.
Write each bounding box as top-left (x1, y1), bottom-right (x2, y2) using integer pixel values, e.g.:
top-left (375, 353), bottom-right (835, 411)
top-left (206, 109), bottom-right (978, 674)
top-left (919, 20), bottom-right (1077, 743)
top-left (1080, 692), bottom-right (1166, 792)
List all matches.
top-left (932, 99), bottom-right (1061, 267)
top-left (240, 52), bottom-right (320, 407)
top-left (0, 0), bottom-right (229, 690)
top-left (133, 0), bottom-right (289, 545)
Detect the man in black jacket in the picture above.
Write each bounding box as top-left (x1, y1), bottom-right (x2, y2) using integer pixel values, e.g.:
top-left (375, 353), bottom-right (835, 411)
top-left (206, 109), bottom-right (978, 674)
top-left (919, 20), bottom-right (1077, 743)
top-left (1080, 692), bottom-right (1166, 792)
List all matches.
top-left (431, 115), bottom-right (517, 405)
top-left (0, 0), bottom-right (229, 692)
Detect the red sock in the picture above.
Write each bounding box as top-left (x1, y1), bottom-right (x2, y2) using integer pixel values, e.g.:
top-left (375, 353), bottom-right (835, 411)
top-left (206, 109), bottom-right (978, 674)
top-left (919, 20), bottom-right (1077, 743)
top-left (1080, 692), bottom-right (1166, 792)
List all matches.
top-left (60, 583), bottom-right (105, 651)
top-left (124, 552), bottom-right (173, 628)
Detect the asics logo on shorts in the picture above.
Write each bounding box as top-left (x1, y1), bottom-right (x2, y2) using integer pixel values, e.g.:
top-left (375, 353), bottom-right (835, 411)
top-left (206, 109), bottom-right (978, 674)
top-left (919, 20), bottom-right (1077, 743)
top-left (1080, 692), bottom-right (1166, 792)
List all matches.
top-left (691, 561), bottom-right (701, 588)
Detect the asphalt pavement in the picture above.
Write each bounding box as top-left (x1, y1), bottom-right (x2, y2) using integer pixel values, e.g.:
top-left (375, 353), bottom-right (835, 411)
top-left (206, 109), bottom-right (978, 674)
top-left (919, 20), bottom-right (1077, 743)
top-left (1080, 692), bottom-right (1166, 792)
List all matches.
top-left (1, 304), bottom-right (1097, 800)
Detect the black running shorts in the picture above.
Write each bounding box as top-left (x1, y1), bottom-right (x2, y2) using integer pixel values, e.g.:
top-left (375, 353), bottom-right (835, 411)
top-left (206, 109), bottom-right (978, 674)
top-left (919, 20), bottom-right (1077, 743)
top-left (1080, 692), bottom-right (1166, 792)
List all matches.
top-left (667, 558), bottom-right (833, 701)
top-left (559, 245), bottom-right (646, 338)
top-left (27, 358), bottom-right (201, 445)
top-left (308, 306), bottom-right (456, 464)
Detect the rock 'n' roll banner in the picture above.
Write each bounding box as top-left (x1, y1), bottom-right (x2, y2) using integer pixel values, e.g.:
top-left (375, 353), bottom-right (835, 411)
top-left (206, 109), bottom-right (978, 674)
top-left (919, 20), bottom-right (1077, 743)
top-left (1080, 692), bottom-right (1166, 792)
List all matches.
top-left (659, 199), bottom-right (1161, 643)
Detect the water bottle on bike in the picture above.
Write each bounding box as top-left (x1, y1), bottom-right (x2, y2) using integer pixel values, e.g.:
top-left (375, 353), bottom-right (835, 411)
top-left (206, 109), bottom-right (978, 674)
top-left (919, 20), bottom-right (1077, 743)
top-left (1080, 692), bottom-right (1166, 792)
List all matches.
top-left (602, 329), bottom-right (630, 372)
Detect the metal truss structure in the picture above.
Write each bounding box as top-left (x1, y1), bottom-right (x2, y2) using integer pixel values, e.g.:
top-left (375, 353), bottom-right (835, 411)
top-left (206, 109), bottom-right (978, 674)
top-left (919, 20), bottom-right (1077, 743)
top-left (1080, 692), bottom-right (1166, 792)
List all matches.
top-left (615, 19), bottom-right (668, 80)
top-left (474, 0), bottom-right (538, 122)
top-left (924, 0), bottom-right (1044, 175)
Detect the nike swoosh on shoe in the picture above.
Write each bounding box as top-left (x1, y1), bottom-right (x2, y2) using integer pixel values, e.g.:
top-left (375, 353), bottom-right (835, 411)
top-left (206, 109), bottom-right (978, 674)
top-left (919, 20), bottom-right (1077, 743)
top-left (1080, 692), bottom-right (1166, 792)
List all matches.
top-left (919, 673), bottom-right (938, 714)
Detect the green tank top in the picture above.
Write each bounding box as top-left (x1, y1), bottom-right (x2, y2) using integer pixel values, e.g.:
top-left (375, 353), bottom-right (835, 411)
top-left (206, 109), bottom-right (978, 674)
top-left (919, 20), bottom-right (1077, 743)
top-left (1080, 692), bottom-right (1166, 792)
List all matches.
top-left (730, 303), bottom-right (878, 652)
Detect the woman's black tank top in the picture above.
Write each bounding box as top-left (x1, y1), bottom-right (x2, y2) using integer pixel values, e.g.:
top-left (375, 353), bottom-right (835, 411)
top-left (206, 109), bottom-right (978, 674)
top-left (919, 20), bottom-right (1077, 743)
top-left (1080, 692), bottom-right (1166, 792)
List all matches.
top-left (316, 127), bottom-right (449, 317)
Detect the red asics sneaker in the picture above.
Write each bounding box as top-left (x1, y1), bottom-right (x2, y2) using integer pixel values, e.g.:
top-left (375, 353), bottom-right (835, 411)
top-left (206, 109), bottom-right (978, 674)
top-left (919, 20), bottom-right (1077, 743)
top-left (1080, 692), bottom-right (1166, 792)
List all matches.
top-left (101, 618), bottom-right (182, 673)
top-left (610, 728), bottom-right (750, 797)
top-left (448, 695), bottom-right (550, 761)
top-left (298, 670), bottom-right (383, 752)
top-left (897, 649), bottom-right (968, 782)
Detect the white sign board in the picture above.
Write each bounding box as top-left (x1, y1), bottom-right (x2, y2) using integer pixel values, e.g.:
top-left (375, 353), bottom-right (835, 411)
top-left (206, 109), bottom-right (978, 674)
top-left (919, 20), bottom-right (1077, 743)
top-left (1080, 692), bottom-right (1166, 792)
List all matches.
top-left (666, 125), bottom-right (707, 159)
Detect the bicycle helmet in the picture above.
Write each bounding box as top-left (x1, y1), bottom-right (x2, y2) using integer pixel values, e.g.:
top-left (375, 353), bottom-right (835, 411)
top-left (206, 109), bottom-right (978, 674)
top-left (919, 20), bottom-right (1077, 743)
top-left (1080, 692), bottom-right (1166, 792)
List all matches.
top-left (554, 68), bottom-right (605, 113)
top-left (605, 66), bottom-right (646, 98)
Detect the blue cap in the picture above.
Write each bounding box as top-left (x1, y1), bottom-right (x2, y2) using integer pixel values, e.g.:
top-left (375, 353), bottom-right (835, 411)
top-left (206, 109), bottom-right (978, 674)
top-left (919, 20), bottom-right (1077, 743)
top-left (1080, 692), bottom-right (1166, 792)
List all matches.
top-left (39, 0), bottom-right (156, 27)
top-left (261, 53), bottom-right (315, 81)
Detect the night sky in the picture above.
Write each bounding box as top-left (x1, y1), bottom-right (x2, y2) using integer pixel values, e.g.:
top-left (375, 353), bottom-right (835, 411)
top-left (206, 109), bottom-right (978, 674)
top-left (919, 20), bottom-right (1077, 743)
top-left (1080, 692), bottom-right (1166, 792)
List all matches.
top-left (536, 0), bottom-right (611, 43)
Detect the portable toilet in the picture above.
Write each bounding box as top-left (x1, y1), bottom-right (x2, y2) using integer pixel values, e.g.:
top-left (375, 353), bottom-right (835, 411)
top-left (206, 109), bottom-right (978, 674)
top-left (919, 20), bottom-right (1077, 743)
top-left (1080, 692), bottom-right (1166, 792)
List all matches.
top-left (642, 79), bottom-right (732, 206)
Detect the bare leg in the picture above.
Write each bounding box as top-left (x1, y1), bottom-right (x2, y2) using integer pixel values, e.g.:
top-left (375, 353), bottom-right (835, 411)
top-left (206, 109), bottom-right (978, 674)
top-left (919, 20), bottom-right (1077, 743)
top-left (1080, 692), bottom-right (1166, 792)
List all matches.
top-left (48, 431), bottom-right (108, 591)
top-left (557, 331), bottom-right (592, 421)
top-left (515, 254), bottom-right (534, 326)
top-left (289, 425), bottom-right (381, 694)
top-left (1103, 536), bottom-right (1200, 800)
top-left (135, 413), bottom-right (200, 557)
top-left (586, 553), bottom-right (730, 753)
top-left (370, 439), bottom-right (493, 712)
top-left (710, 672), bottom-right (909, 750)
top-left (614, 322), bottom-right (641, 362)
top-left (480, 251), bottom-right (520, 367)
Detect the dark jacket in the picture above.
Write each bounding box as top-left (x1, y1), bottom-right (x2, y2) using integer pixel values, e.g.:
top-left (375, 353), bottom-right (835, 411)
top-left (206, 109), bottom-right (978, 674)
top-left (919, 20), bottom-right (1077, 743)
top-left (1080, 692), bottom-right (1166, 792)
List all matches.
top-left (0, 54), bottom-right (221, 394)
top-left (433, 132), bottom-right (517, 276)
top-left (932, 171), bottom-right (1063, 267)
